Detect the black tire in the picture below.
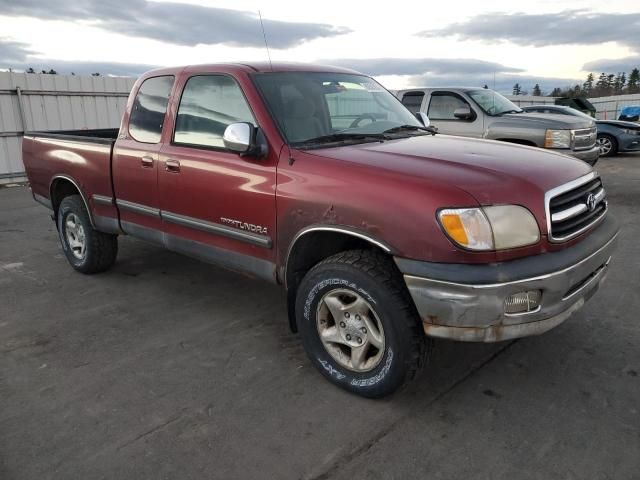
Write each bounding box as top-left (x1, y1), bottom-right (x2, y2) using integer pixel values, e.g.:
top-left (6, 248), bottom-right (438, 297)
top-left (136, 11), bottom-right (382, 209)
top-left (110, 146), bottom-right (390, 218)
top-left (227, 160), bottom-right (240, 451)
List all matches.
top-left (597, 134), bottom-right (618, 157)
top-left (295, 249), bottom-right (429, 398)
top-left (57, 195), bottom-right (118, 274)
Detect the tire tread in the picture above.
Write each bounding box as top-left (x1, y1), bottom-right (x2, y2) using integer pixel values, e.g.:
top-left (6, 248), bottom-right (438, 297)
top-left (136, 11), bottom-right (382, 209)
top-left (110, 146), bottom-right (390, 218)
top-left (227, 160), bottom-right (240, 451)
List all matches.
top-left (59, 195), bottom-right (117, 274)
top-left (309, 249), bottom-right (430, 391)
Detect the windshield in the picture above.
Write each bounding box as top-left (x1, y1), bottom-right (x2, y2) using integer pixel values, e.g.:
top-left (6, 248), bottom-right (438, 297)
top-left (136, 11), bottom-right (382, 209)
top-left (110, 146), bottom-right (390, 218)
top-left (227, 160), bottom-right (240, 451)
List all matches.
top-left (467, 89), bottom-right (523, 116)
top-left (252, 72), bottom-right (423, 146)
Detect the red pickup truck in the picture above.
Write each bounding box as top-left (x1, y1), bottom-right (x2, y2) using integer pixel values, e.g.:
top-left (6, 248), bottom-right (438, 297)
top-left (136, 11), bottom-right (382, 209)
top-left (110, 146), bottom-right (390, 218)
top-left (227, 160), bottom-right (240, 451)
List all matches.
top-left (23, 63), bottom-right (618, 397)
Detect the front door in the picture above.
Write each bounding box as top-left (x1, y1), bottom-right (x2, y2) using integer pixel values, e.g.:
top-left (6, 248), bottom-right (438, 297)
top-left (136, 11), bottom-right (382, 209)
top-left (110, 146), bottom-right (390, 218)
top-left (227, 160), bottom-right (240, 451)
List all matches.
top-left (426, 91), bottom-right (483, 137)
top-left (158, 73), bottom-right (277, 281)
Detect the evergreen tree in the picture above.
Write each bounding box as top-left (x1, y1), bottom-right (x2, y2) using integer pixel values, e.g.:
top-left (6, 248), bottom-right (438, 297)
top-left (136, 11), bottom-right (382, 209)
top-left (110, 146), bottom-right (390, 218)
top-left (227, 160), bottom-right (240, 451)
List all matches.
top-left (595, 72), bottom-right (608, 95)
top-left (628, 68), bottom-right (640, 93)
top-left (583, 73), bottom-right (594, 95)
top-left (512, 83), bottom-right (522, 95)
top-left (532, 84), bottom-right (542, 96)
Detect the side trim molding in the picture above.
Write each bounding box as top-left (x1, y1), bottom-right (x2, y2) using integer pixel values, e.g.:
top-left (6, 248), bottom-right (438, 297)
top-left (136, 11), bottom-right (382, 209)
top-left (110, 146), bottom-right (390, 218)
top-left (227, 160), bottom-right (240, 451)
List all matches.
top-left (116, 199), bottom-right (160, 218)
top-left (162, 210), bottom-right (272, 248)
top-left (92, 194), bottom-right (114, 206)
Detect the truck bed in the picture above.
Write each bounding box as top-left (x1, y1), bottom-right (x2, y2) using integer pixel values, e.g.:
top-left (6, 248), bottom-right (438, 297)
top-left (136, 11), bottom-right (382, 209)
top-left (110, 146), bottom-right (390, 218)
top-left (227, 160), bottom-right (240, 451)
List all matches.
top-left (22, 129), bottom-right (121, 234)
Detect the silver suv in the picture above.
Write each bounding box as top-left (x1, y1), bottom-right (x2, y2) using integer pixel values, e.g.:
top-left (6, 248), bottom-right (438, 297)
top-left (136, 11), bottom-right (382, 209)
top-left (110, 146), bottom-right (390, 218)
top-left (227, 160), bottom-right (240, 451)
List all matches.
top-left (396, 87), bottom-right (599, 165)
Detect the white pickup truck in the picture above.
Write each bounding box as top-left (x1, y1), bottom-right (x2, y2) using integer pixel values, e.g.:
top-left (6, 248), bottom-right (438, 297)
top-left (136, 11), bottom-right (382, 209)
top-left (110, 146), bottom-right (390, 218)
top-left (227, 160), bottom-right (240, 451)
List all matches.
top-left (395, 87), bottom-right (600, 165)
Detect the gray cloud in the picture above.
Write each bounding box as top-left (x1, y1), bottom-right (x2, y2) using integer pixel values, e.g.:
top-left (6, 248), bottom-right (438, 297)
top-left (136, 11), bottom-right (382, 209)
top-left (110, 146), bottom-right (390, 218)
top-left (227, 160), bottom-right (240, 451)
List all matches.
top-left (417, 10), bottom-right (640, 51)
top-left (0, 38), bottom-right (154, 76)
top-left (319, 57), bottom-right (568, 94)
top-left (583, 56), bottom-right (640, 73)
top-left (0, 38), bottom-right (35, 62)
top-left (407, 73), bottom-right (581, 95)
top-left (321, 57), bottom-right (523, 76)
top-left (0, 0), bottom-right (350, 48)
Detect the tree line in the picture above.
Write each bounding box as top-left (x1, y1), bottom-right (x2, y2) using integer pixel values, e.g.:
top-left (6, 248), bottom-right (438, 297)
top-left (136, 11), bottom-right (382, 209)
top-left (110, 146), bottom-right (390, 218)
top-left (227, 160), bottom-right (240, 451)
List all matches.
top-left (512, 68), bottom-right (640, 98)
top-left (16, 67), bottom-right (102, 76)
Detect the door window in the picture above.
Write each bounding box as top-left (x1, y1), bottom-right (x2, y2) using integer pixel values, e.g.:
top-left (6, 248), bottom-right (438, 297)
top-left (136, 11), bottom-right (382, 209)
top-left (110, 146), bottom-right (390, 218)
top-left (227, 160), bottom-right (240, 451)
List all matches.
top-left (428, 93), bottom-right (471, 120)
top-left (128, 76), bottom-right (174, 143)
top-left (401, 92), bottom-right (425, 113)
top-left (174, 75), bottom-right (256, 149)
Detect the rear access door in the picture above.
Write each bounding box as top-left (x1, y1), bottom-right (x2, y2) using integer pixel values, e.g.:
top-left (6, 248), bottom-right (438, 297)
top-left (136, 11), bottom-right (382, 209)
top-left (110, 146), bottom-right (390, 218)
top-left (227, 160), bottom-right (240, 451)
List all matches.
top-left (112, 75), bottom-right (176, 243)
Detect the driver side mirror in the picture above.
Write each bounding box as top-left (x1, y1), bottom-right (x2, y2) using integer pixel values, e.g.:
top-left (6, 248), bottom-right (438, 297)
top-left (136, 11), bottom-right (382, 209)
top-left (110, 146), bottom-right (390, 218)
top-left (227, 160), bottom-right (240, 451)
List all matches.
top-left (453, 106), bottom-right (473, 120)
top-left (223, 122), bottom-right (268, 157)
top-left (415, 112), bottom-right (430, 127)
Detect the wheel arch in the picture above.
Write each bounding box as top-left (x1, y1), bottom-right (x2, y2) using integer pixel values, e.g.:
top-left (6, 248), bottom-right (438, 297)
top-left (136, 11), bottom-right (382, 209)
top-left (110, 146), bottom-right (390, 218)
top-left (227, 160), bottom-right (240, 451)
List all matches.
top-left (283, 226), bottom-right (395, 332)
top-left (49, 175), bottom-right (95, 228)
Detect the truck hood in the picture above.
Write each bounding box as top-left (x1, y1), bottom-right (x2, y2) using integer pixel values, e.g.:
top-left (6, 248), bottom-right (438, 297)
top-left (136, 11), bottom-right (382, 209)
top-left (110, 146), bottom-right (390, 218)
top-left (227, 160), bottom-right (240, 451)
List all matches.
top-left (597, 120), bottom-right (640, 129)
top-left (301, 134), bottom-right (593, 230)
top-left (501, 112), bottom-right (595, 129)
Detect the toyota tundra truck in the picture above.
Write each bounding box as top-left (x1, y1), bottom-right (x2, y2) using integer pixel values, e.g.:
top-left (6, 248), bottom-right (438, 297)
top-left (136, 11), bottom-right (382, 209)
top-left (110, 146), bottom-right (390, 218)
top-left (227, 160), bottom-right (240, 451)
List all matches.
top-left (22, 63), bottom-right (618, 398)
top-left (396, 87), bottom-right (600, 165)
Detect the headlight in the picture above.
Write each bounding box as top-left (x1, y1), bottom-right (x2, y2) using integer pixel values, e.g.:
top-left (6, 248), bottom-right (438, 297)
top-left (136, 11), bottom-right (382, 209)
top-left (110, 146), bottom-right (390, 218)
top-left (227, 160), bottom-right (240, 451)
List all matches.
top-left (622, 128), bottom-right (640, 135)
top-left (438, 205), bottom-right (540, 251)
top-left (544, 129), bottom-right (572, 148)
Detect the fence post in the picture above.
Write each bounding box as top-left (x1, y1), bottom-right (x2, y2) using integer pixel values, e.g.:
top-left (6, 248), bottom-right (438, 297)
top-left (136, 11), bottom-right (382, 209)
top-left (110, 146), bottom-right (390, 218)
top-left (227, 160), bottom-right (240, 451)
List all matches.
top-left (15, 87), bottom-right (28, 133)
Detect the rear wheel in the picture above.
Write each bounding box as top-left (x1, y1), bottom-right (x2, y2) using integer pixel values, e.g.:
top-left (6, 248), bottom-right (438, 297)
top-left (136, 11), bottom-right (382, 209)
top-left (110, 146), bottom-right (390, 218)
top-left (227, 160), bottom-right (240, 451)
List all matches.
top-left (57, 195), bottom-right (118, 273)
top-left (295, 250), bottom-right (429, 398)
top-left (597, 134), bottom-right (618, 157)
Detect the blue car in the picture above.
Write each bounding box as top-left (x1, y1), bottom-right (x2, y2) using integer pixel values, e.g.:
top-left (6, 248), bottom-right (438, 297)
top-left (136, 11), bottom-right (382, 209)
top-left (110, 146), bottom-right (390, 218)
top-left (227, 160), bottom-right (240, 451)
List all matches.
top-left (522, 105), bottom-right (640, 157)
top-left (619, 106), bottom-right (640, 122)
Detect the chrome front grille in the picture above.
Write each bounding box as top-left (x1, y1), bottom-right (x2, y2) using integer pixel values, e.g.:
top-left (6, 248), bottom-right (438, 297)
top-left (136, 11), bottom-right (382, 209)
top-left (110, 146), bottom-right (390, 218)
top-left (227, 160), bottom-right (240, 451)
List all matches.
top-left (573, 126), bottom-right (597, 151)
top-left (546, 173), bottom-right (607, 242)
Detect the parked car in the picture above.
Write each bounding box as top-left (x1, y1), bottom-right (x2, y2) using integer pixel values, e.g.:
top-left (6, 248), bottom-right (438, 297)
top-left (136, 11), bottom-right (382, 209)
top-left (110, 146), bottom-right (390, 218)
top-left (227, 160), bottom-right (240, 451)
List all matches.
top-left (619, 106), bottom-right (640, 122)
top-left (23, 63), bottom-right (618, 398)
top-left (396, 87), bottom-right (599, 165)
top-left (521, 105), bottom-right (640, 157)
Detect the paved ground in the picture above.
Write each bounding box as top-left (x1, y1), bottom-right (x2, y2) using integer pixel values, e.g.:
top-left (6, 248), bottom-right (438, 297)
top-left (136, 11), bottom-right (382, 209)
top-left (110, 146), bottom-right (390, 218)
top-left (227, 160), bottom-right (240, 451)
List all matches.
top-left (1, 154), bottom-right (639, 480)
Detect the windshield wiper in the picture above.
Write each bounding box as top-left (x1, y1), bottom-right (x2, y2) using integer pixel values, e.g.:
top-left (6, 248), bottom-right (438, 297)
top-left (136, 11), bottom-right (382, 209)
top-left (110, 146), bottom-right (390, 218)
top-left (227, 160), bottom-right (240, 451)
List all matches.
top-left (296, 132), bottom-right (387, 147)
top-left (383, 124), bottom-right (437, 135)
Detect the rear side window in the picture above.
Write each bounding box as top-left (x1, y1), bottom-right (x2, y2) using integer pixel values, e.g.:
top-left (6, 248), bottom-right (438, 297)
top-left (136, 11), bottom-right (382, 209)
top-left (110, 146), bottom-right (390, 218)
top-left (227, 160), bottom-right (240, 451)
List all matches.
top-left (128, 76), bottom-right (174, 143)
top-left (174, 75), bottom-right (256, 149)
top-left (401, 92), bottom-right (425, 113)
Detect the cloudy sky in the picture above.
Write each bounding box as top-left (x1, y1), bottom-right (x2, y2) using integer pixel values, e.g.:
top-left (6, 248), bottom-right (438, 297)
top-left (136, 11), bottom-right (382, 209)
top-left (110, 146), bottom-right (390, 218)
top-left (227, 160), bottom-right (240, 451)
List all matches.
top-left (0, 0), bottom-right (638, 93)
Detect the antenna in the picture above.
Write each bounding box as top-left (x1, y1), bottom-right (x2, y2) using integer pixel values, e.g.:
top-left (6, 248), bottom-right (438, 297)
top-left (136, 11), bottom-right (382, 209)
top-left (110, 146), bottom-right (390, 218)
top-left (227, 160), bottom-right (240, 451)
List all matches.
top-left (258, 10), bottom-right (273, 71)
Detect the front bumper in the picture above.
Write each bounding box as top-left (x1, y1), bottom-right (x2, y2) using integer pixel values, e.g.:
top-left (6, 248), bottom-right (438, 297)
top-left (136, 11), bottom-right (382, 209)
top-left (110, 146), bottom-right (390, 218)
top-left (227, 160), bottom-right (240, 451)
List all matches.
top-left (556, 145), bottom-right (600, 165)
top-left (395, 216), bottom-right (619, 342)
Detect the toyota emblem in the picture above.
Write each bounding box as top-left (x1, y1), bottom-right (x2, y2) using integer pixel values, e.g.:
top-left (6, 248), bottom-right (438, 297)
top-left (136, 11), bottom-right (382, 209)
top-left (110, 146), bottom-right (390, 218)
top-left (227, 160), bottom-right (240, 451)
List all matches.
top-left (586, 193), bottom-right (597, 212)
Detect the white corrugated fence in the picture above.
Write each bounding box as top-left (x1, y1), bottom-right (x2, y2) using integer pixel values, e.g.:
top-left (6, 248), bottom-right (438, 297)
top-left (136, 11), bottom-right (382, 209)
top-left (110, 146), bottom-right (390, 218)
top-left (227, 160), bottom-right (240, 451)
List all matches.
top-left (0, 72), bottom-right (136, 184)
top-left (587, 94), bottom-right (640, 120)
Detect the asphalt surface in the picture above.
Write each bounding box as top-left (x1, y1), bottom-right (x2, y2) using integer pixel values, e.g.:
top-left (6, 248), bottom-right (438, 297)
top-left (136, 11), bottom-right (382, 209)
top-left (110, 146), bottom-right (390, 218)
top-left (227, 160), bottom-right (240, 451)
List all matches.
top-left (1, 154), bottom-right (639, 480)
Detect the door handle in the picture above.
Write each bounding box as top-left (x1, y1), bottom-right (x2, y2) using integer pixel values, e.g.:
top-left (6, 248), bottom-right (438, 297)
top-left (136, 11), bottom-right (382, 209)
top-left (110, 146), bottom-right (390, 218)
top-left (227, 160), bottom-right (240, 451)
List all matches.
top-left (165, 159), bottom-right (181, 173)
top-left (141, 156), bottom-right (154, 168)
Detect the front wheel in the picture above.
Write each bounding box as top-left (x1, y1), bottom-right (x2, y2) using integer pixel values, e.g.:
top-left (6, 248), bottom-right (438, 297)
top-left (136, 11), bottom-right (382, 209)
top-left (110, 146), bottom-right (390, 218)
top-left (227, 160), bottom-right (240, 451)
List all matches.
top-left (295, 250), bottom-right (429, 398)
top-left (597, 134), bottom-right (618, 157)
top-left (57, 195), bottom-right (118, 274)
